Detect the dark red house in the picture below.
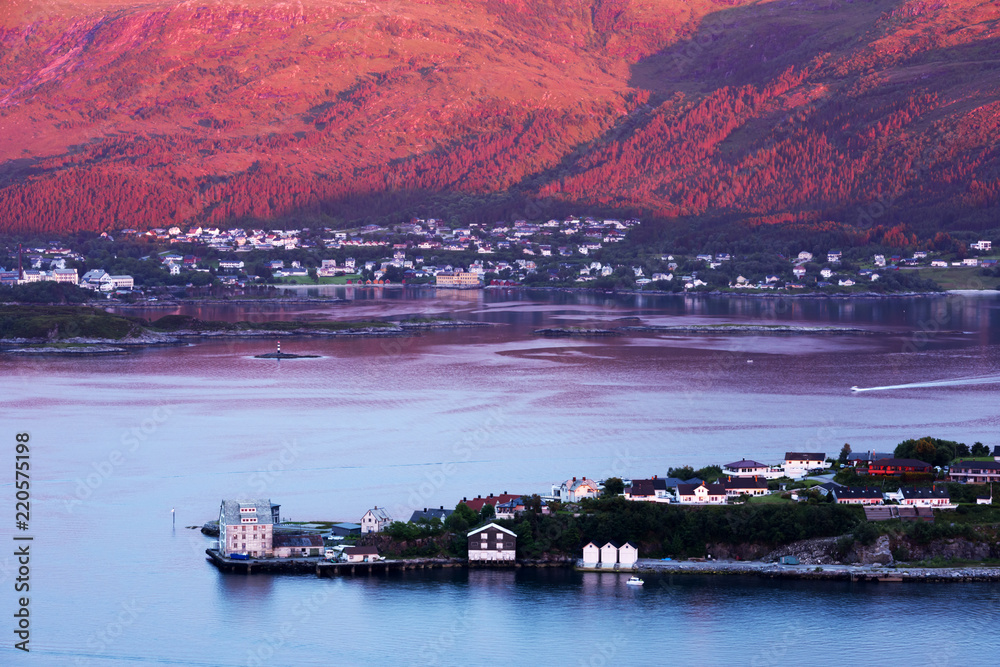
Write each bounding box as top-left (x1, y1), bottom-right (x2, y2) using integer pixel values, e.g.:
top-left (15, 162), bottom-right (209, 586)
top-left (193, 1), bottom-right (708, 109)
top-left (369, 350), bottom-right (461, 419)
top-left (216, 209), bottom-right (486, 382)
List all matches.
top-left (867, 458), bottom-right (932, 476)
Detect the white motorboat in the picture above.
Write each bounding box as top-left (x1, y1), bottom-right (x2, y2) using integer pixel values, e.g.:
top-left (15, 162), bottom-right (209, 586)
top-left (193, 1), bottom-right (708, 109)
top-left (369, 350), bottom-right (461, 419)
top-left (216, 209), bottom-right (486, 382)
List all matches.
top-left (626, 576), bottom-right (644, 586)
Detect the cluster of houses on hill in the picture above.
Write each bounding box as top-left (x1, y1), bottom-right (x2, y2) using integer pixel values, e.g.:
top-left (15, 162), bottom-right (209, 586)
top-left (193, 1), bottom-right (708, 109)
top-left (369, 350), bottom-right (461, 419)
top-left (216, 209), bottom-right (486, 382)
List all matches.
top-left (114, 217), bottom-right (636, 254)
top-left (7, 222), bottom-right (994, 293)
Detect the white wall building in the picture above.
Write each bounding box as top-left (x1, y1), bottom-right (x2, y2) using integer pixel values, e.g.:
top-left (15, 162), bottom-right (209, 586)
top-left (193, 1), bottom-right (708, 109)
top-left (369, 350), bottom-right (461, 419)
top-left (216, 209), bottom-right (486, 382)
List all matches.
top-left (360, 507), bottom-right (392, 534)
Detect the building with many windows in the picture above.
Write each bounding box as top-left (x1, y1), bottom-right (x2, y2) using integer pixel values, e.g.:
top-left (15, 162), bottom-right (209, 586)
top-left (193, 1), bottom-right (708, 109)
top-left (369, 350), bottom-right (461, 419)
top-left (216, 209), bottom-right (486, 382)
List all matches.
top-left (219, 499), bottom-right (274, 558)
top-left (949, 461), bottom-right (1000, 484)
top-left (435, 270), bottom-right (481, 287)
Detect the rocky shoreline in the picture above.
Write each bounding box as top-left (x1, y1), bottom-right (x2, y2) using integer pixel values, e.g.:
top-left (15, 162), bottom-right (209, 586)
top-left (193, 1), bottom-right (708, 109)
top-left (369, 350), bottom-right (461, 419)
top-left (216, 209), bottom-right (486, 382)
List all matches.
top-left (533, 328), bottom-right (623, 337)
top-left (165, 326), bottom-right (411, 338)
top-left (0, 325), bottom-right (415, 355)
top-left (620, 324), bottom-right (874, 335)
top-left (621, 558), bottom-right (1000, 582)
top-left (398, 320), bottom-right (494, 329)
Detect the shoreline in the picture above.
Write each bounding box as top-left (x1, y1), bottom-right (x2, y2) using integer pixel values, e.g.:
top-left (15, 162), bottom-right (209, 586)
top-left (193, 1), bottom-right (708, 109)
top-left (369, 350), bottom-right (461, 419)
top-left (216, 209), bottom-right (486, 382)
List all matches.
top-left (612, 558), bottom-right (1000, 583)
top-left (203, 549), bottom-right (1000, 583)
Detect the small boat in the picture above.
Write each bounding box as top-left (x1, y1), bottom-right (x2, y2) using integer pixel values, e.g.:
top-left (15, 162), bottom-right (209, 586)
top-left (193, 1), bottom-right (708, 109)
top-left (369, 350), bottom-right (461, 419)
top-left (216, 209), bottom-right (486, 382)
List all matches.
top-left (851, 386), bottom-right (860, 392)
top-left (626, 576), bottom-right (644, 586)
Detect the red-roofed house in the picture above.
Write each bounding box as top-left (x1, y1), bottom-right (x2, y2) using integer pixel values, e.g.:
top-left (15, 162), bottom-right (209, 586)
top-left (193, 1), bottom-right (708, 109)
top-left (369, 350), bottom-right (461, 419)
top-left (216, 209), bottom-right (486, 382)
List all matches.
top-left (867, 458), bottom-right (932, 476)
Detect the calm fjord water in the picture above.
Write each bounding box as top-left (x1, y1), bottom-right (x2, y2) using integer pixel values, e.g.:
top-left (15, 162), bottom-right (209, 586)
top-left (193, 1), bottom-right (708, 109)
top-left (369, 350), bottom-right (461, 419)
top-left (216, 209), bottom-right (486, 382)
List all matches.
top-left (3, 290), bottom-right (999, 666)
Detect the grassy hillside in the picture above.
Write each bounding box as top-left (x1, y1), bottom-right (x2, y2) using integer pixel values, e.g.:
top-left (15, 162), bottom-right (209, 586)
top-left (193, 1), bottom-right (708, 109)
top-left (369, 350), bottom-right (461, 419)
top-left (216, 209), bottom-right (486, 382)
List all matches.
top-left (0, 305), bottom-right (142, 339)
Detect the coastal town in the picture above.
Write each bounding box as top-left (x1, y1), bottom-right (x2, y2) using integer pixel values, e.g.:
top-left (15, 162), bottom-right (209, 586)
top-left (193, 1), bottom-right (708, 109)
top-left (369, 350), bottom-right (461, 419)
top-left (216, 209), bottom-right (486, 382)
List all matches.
top-left (1, 218), bottom-right (996, 295)
top-left (208, 444), bottom-right (1000, 579)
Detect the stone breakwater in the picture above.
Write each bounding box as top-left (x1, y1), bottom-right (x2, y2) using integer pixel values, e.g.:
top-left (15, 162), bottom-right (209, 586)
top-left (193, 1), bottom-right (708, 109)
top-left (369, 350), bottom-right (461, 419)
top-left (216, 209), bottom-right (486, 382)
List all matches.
top-left (611, 559), bottom-right (1000, 582)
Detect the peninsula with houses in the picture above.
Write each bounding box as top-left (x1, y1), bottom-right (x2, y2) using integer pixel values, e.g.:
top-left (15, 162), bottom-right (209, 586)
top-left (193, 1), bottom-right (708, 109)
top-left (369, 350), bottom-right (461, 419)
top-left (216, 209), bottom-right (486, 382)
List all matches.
top-left (203, 437), bottom-right (1000, 582)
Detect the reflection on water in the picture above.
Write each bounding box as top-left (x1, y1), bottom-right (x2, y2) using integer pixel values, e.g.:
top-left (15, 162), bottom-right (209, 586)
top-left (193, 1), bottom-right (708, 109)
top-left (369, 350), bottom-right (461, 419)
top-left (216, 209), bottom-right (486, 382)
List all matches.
top-left (112, 289), bottom-right (1000, 342)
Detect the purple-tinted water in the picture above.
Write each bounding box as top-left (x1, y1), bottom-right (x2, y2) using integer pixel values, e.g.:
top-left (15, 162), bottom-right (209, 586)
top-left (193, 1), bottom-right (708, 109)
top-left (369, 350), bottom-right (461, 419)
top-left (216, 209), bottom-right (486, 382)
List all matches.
top-left (3, 290), bottom-right (999, 665)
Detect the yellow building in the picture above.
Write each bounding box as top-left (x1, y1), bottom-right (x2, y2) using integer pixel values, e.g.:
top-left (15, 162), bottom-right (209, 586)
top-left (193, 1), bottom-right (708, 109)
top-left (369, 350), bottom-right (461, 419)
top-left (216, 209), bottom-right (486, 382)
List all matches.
top-left (436, 271), bottom-right (481, 288)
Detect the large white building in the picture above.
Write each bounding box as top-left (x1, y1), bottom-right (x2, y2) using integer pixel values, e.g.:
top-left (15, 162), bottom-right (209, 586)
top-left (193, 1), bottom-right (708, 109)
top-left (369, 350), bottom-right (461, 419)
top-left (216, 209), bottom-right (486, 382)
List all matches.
top-left (219, 499), bottom-right (274, 558)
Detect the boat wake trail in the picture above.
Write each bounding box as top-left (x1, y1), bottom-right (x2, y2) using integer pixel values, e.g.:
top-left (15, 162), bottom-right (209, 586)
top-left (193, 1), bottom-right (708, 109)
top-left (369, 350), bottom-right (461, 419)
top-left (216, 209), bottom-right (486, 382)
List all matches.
top-left (851, 375), bottom-right (1000, 393)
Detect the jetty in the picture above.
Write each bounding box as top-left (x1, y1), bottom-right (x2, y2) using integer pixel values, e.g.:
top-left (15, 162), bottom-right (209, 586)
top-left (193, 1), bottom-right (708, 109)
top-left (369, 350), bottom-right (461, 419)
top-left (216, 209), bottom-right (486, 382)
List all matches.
top-left (575, 558), bottom-right (1000, 583)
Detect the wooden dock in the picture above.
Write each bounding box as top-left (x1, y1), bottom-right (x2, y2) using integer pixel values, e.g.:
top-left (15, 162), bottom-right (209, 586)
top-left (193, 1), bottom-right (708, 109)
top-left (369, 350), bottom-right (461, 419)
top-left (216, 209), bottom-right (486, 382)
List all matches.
top-left (316, 558), bottom-right (464, 577)
top-left (206, 549), bottom-right (466, 576)
top-left (206, 550), bottom-right (569, 576)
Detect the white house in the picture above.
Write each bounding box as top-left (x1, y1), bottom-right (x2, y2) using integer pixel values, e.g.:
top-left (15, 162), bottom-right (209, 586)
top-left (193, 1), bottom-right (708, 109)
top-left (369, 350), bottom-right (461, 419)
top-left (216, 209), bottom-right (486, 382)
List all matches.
top-left (599, 542), bottom-right (620, 567)
top-left (676, 482), bottom-right (728, 505)
top-left (552, 477), bottom-right (601, 503)
top-left (360, 507), bottom-right (392, 534)
top-left (782, 452), bottom-right (830, 478)
top-left (723, 459), bottom-right (771, 477)
top-left (618, 542), bottom-right (638, 567)
top-left (343, 546), bottom-right (381, 563)
top-left (80, 269), bottom-right (111, 290)
top-left (898, 486), bottom-right (955, 508)
top-left (582, 542), bottom-right (600, 566)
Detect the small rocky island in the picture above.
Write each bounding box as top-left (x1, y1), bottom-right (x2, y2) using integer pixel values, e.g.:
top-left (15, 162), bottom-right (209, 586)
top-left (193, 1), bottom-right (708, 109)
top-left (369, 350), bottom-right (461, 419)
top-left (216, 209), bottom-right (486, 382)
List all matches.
top-left (254, 341), bottom-right (319, 359)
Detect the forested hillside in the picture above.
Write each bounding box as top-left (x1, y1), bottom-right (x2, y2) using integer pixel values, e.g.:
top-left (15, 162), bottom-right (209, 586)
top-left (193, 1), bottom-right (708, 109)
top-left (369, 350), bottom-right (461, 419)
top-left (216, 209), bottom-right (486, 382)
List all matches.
top-left (1, 0), bottom-right (998, 246)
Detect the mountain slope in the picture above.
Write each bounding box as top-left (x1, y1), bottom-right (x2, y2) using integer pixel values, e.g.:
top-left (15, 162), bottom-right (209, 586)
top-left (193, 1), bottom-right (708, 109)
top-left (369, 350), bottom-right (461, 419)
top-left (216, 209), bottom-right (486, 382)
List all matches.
top-left (0, 0), bottom-right (998, 244)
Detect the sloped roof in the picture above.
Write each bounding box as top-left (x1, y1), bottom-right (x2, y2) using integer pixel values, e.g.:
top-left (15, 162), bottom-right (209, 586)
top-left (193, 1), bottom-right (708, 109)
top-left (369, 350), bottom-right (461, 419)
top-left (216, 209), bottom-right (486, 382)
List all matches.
top-left (467, 522), bottom-right (517, 538)
top-left (461, 494), bottom-right (523, 513)
top-left (273, 533), bottom-right (323, 548)
top-left (784, 452), bottom-right (826, 461)
top-left (724, 459), bottom-right (768, 469)
top-left (900, 486), bottom-right (950, 499)
top-left (677, 483), bottom-right (728, 495)
top-left (220, 499), bottom-right (274, 526)
top-left (871, 458), bottom-right (932, 468)
top-left (344, 546), bottom-right (380, 555)
top-left (834, 487), bottom-right (884, 499)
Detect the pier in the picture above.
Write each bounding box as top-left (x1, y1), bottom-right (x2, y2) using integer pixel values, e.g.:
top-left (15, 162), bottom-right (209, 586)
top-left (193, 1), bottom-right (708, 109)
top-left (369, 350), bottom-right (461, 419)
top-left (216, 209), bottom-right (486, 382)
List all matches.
top-left (206, 550), bottom-right (569, 576)
top-left (316, 558), bottom-right (465, 577)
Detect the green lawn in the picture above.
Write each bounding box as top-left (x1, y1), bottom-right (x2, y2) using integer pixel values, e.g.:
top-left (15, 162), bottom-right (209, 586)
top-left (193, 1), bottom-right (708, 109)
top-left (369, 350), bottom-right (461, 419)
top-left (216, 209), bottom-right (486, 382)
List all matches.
top-left (907, 267), bottom-right (1000, 290)
top-left (748, 494), bottom-right (793, 504)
